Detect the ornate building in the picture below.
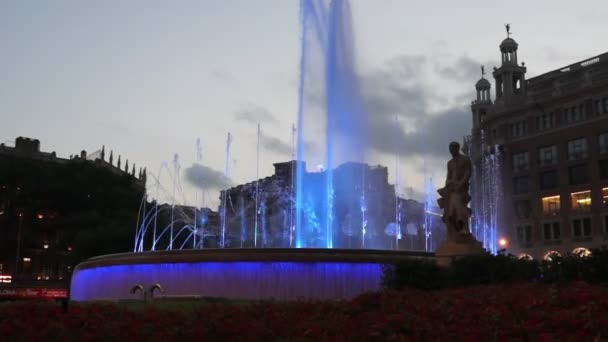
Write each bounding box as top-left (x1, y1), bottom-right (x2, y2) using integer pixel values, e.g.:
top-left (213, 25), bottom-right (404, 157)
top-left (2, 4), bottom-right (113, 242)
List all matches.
top-left (467, 29), bottom-right (608, 260)
top-left (219, 160), bottom-right (441, 250)
top-left (0, 137), bottom-right (145, 284)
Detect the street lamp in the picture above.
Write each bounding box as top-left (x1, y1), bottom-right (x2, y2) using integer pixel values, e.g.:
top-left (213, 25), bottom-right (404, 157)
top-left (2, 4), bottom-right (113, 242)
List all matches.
top-left (498, 238), bottom-right (508, 248)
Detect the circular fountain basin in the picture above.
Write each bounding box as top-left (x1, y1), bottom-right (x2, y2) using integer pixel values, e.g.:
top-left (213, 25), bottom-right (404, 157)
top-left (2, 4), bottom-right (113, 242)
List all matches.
top-left (70, 248), bottom-right (433, 301)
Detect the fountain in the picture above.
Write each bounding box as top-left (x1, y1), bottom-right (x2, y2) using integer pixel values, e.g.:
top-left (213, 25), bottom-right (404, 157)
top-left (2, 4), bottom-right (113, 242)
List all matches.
top-left (466, 131), bottom-right (503, 254)
top-left (70, 0), bottom-right (436, 302)
top-left (295, 0), bottom-right (368, 249)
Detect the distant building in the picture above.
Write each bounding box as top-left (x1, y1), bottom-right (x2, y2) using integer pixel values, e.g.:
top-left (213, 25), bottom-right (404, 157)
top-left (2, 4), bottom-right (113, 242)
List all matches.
top-left (467, 31), bottom-right (608, 259)
top-left (0, 137), bottom-right (145, 283)
top-left (219, 160), bottom-right (443, 250)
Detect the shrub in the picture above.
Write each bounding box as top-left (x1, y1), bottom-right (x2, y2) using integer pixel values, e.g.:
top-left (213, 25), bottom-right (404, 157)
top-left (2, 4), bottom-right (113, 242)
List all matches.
top-left (381, 258), bottom-right (446, 290)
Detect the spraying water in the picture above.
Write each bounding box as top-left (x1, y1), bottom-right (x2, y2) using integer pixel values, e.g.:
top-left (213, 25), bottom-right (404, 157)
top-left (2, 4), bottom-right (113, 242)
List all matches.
top-left (295, 0), bottom-right (367, 248)
top-left (467, 131), bottom-right (502, 254)
top-left (221, 133), bottom-right (232, 248)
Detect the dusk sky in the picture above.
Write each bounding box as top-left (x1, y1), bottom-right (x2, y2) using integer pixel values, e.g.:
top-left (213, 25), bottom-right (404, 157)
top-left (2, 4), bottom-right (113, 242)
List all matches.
top-left (2, 0), bottom-right (606, 207)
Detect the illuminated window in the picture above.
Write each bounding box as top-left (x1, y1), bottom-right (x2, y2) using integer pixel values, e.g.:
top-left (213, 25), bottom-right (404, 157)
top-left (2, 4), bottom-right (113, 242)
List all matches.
top-left (22, 257), bottom-right (31, 262)
top-left (572, 247), bottom-right (591, 257)
top-left (538, 145), bottom-right (558, 166)
top-left (603, 187), bottom-right (608, 207)
top-left (518, 253), bottom-right (533, 260)
top-left (542, 195), bottom-right (561, 215)
top-left (543, 222), bottom-right (561, 240)
top-left (572, 217), bottom-right (592, 238)
top-left (571, 190), bottom-right (591, 211)
top-left (568, 138), bottom-right (588, 160)
top-left (599, 132), bottom-right (608, 154)
top-left (544, 251), bottom-right (561, 261)
top-left (512, 152), bottom-right (529, 171)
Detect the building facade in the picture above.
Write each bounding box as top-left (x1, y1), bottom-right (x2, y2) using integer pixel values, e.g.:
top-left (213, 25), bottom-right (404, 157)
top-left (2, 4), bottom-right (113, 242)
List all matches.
top-left (468, 33), bottom-right (608, 260)
top-left (0, 137), bottom-right (145, 284)
top-left (219, 160), bottom-right (443, 250)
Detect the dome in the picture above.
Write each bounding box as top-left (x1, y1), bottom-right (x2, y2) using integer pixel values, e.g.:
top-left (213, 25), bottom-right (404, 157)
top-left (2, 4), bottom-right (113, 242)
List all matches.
top-left (475, 77), bottom-right (491, 89)
top-left (500, 37), bottom-right (518, 50)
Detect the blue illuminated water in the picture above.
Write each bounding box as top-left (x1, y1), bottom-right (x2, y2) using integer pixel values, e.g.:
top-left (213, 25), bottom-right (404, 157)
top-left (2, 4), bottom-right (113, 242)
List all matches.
top-left (70, 261), bottom-right (384, 301)
top-left (467, 132), bottom-right (502, 254)
top-left (295, 0), bottom-right (367, 249)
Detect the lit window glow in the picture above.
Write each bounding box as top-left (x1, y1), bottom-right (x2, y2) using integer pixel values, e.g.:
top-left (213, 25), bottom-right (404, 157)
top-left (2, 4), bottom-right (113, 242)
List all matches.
top-left (572, 247), bottom-right (591, 257)
top-left (571, 190), bottom-right (591, 211)
top-left (542, 195), bottom-right (561, 215)
top-left (543, 251), bottom-right (561, 261)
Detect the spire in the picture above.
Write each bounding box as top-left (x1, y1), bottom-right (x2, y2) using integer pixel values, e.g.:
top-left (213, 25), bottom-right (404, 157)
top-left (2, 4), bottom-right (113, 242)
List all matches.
top-left (132, 164), bottom-right (136, 176)
top-left (493, 24), bottom-right (526, 101)
top-left (109, 150), bottom-right (113, 165)
top-left (101, 145), bottom-right (105, 161)
top-left (125, 159), bottom-right (129, 172)
top-left (117, 155), bottom-right (121, 169)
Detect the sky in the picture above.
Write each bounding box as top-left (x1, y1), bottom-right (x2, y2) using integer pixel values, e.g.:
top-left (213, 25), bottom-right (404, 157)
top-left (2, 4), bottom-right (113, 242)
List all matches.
top-left (2, 0), bottom-right (607, 208)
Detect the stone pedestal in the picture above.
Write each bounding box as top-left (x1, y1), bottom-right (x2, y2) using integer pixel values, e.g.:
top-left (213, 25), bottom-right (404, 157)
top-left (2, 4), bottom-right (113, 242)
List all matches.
top-left (435, 233), bottom-right (486, 267)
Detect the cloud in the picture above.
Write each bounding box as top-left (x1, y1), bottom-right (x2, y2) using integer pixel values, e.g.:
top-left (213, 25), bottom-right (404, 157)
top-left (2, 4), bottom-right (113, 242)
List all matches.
top-left (436, 56), bottom-right (495, 82)
top-left (359, 55), bottom-right (477, 159)
top-left (183, 163), bottom-right (232, 190)
top-left (234, 104), bottom-right (279, 125)
top-left (260, 133), bottom-right (292, 156)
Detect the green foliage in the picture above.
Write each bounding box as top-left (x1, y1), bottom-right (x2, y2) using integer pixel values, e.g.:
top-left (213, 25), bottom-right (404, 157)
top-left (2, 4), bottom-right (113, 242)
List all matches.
top-left (381, 258), bottom-right (446, 290)
top-left (383, 248), bottom-right (608, 290)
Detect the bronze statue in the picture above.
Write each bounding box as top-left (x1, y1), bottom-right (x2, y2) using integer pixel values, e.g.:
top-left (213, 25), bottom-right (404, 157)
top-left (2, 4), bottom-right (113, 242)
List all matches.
top-left (437, 142), bottom-right (472, 239)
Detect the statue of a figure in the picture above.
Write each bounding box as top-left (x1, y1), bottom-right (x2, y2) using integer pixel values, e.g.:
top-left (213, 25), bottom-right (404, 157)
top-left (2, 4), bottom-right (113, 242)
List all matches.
top-left (437, 142), bottom-right (472, 239)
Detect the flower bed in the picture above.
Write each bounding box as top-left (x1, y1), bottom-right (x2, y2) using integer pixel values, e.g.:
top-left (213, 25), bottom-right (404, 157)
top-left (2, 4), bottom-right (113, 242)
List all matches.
top-left (1, 282), bottom-right (607, 340)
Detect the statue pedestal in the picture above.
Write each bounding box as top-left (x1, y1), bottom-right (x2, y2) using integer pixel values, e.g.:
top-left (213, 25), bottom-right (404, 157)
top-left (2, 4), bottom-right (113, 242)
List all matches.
top-left (435, 233), bottom-right (485, 267)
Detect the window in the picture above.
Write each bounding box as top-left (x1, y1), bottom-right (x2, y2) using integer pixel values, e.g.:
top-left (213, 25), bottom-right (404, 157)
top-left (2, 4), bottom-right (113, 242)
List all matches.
top-left (513, 176), bottom-right (529, 194)
top-left (516, 225), bottom-right (532, 243)
top-left (599, 132), bottom-right (608, 154)
top-left (540, 170), bottom-right (559, 190)
top-left (601, 160), bottom-right (608, 180)
top-left (539, 145), bottom-right (558, 166)
top-left (572, 218), bottom-right (592, 238)
top-left (543, 222), bottom-right (561, 240)
top-left (536, 113), bottom-right (555, 130)
top-left (595, 100), bottom-right (602, 115)
top-left (511, 120), bottom-right (527, 138)
top-left (603, 98), bottom-right (608, 114)
top-left (569, 164), bottom-right (588, 185)
top-left (514, 200), bottom-right (532, 219)
top-left (568, 138), bottom-right (588, 160)
top-left (570, 190), bottom-right (591, 211)
top-left (513, 152), bottom-right (529, 171)
top-left (566, 105), bottom-right (584, 123)
top-left (603, 187), bottom-right (608, 208)
top-left (542, 195), bottom-right (561, 216)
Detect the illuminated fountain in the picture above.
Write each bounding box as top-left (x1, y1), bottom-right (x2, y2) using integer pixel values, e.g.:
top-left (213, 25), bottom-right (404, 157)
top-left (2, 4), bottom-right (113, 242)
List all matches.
top-left (71, 0), bottom-right (435, 302)
top-left (295, 0), bottom-right (367, 249)
top-left (466, 131), bottom-right (503, 254)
